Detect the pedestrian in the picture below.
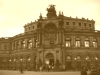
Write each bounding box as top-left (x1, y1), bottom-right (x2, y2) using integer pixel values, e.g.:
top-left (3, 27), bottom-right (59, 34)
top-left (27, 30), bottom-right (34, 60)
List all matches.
top-left (20, 67), bottom-right (23, 74)
top-left (89, 67), bottom-right (98, 75)
top-left (40, 66), bottom-right (42, 71)
top-left (80, 66), bottom-right (87, 75)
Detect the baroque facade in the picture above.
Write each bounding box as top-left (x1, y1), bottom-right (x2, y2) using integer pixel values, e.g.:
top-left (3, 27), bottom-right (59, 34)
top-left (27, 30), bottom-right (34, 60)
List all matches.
top-left (0, 5), bottom-right (100, 71)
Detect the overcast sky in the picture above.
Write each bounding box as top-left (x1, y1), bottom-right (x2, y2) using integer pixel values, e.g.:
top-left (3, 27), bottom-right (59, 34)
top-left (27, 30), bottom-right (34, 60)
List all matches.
top-left (0, 0), bottom-right (100, 37)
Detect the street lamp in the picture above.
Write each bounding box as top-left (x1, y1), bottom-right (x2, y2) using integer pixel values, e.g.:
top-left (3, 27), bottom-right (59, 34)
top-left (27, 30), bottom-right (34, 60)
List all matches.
top-left (86, 58), bottom-right (88, 60)
top-left (9, 59), bottom-right (11, 62)
top-left (46, 60), bottom-right (49, 65)
top-left (14, 59), bottom-right (16, 61)
top-left (74, 58), bottom-right (76, 60)
top-left (95, 57), bottom-right (98, 60)
top-left (20, 59), bottom-right (22, 61)
top-left (28, 58), bottom-right (30, 61)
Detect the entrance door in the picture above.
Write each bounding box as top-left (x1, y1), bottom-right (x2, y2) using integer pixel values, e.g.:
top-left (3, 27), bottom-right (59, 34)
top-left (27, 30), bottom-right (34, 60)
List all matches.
top-left (76, 61), bottom-right (81, 70)
top-left (45, 53), bottom-right (54, 66)
top-left (49, 59), bottom-right (54, 66)
top-left (66, 61), bottom-right (72, 70)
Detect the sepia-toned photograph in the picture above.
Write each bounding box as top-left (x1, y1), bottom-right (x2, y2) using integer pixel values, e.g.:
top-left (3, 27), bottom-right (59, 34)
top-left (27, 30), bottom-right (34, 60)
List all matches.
top-left (0, 0), bottom-right (100, 75)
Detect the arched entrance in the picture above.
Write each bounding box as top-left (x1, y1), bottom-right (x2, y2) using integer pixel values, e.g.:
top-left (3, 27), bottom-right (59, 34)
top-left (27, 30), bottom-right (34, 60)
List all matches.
top-left (66, 56), bottom-right (72, 70)
top-left (45, 53), bottom-right (54, 66)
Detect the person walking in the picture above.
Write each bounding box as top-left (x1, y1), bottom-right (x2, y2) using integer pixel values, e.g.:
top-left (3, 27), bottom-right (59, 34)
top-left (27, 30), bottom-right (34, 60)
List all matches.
top-left (20, 67), bottom-right (23, 74)
top-left (81, 66), bottom-right (87, 75)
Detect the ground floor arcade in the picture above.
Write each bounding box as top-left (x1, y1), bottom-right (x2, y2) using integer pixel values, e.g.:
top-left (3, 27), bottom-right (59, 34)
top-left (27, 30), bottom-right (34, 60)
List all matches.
top-left (0, 49), bottom-right (100, 71)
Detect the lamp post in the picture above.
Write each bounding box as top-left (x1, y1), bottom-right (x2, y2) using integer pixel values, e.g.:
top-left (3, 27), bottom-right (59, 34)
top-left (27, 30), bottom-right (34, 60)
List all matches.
top-left (74, 58), bottom-right (77, 71)
top-left (28, 58), bottom-right (30, 70)
top-left (9, 59), bottom-right (11, 69)
top-left (14, 59), bottom-right (16, 70)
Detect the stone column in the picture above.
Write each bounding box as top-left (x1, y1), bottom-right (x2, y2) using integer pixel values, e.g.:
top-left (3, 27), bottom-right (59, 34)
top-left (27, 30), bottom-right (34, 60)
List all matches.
top-left (98, 37), bottom-right (100, 48)
top-left (90, 36), bottom-right (93, 48)
top-left (42, 34), bottom-right (44, 45)
top-left (71, 36), bottom-right (73, 47)
top-left (19, 40), bottom-right (22, 49)
top-left (72, 35), bottom-right (75, 48)
top-left (25, 39), bottom-right (28, 48)
top-left (40, 33), bottom-right (42, 45)
top-left (81, 35), bottom-right (84, 48)
top-left (32, 37), bottom-right (34, 48)
top-left (62, 32), bottom-right (65, 47)
top-left (12, 42), bottom-right (14, 50)
top-left (58, 33), bottom-right (61, 44)
top-left (56, 33), bottom-right (59, 45)
top-left (15, 41), bottom-right (17, 50)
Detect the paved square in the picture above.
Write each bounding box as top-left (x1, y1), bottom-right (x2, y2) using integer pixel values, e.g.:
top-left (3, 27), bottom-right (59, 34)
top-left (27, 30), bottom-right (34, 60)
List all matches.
top-left (0, 70), bottom-right (83, 75)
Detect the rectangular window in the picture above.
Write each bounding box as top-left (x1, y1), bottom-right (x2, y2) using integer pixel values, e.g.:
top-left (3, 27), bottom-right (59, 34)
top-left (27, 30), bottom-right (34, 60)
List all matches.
top-left (50, 41), bottom-right (54, 46)
top-left (76, 41), bottom-right (80, 47)
top-left (93, 42), bottom-right (97, 48)
top-left (66, 22), bottom-right (69, 25)
top-left (85, 41), bottom-right (89, 47)
top-left (79, 23), bottom-right (81, 26)
top-left (33, 26), bottom-right (34, 29)
top-left (66, 41), bottom-right (70, 47)
top-left (29, 27), bottom-right (30, 30)
top-left (84, 23), bottom-right (86, 26)
top-left (89, 24), bottom-right (91, 27)
top-left (73, 22), bottom-right (75, 25)
top-left (25, 28), bottom-right (27, 31)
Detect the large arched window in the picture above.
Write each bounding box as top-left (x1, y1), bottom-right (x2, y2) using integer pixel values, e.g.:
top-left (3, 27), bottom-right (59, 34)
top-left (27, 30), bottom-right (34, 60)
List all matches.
top-left (84, 38), bottom-right (90, 47)
top-left (12, 42), bottom-right (15, 50)
top-left (93, 38), bottom-right (97, 48)
top-left (65, 38), bottom-right (71, 47)
top-left (75, 38), bottom-right (81, 47)
top-left (28, 39), bottom-right (32, 49)
top-left (22, 40), bottom-right (25, 48)
top-left (17, 41), bottom-right (20, 49)
top-left (66, 56), bottom-right (72, 61)
top-left (76, 56), bottom-right (81, 61)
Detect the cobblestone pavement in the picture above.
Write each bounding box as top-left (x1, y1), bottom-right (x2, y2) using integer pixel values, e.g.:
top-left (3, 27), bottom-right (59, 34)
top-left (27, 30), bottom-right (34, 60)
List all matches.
top-left (0, 70), bottom-right (89, 75)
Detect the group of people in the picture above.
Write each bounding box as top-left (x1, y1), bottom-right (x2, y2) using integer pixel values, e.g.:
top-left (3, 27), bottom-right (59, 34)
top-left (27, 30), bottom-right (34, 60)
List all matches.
top-left (81, 66), bottom-right (100, 75)
top-left (40, 65), bottom-right (54, 72)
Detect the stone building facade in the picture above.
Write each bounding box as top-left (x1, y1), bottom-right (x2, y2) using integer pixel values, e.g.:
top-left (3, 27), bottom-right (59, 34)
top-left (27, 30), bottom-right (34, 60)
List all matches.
top-left (0, 5), bottom-right (100, 71)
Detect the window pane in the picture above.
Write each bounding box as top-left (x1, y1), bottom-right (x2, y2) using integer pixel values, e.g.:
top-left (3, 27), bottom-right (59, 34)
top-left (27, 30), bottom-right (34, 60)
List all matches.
top-left (66, 22), bottom-right (69, 25)
top-left (93, 42), bottom-right (97, 48)
top-left (28, 43), bottom-right (32, 49)
top-left (66, 41), bottom-right (70, 47)
top-left (76, 41), bottom-right (80, 47)
top-left (22, 41), bottom-right (25, 48)
top-left (85, 41), bottom-right (89, 47)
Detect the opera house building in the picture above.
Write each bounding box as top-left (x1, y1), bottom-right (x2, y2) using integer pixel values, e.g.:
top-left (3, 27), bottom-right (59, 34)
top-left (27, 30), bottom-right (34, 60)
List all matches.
top-left (0, 5), bottom-right (100, 71)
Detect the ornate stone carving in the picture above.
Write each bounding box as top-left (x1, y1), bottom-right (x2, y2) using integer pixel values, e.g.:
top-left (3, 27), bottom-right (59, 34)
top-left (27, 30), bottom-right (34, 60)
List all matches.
top-left (44, 34), bottom-right (57, 40)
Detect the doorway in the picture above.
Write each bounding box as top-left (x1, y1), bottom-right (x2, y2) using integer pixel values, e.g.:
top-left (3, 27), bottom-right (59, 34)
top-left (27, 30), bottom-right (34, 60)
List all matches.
top-left (45, 53), bottom-right (54, 66)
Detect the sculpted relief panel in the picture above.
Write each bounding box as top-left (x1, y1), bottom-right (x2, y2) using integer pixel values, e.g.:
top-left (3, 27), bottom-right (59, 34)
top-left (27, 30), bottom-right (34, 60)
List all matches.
top-left (44, 34), bottom-right (57, 46)
top-left (44, 34), bottom-right (57, 40)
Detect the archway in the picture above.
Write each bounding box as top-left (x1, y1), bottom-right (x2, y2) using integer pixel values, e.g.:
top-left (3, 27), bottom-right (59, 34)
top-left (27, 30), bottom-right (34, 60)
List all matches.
top-left (45, 53), bottom-right (54, 66)
top-left (66, 56), bottom-right (72, 70)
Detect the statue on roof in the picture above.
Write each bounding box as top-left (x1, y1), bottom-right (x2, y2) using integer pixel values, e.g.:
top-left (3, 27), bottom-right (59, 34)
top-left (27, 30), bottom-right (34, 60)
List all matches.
top-left (47, 4), bottom-right (56, 12)
top-left (46, 4), bottom-right (57, 18)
